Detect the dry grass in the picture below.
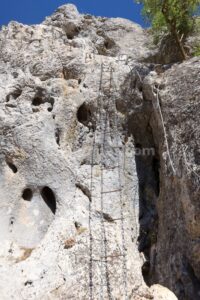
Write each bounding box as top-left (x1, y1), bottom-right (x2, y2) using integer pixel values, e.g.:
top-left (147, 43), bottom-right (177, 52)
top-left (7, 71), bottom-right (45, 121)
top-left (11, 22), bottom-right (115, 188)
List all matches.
top-left (15, 248), bottom-right (34, 263)
top-left (77, 227), bottom-right (87, 235)
top-left (64, 238), bottom-right (76, 249)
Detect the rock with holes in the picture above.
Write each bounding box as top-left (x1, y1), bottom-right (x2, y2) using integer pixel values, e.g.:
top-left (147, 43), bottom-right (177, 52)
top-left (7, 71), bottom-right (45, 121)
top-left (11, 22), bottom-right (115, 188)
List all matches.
top-left (44, 4), bottom-right (82, 40)
top-left (0, 3), bottom-right (199, 300)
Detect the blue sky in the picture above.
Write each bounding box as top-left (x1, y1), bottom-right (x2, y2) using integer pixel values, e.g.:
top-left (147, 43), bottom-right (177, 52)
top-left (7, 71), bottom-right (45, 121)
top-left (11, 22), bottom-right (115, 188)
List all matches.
top-left (0, 0), bottom-right (146, 27)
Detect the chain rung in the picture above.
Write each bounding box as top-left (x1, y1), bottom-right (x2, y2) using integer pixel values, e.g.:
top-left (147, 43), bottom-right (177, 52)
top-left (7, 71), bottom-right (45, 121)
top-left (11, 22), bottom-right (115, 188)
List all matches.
top-left (101, 188), bottom-right (122, 194)
top-left (101, 130), bottom-right (117, 134)
top-left (101, 254), bottom-right (124, 258)
top-left (101, 165), bottom-right (120, 170)
top-left (92, 254), bottom-right (124, 262)
top-left (91, 237), bottom-right (104, 242)
top-left (91, 215), bottom-right (133, 222)
top-left (110, 217), bottom-right (125, 221)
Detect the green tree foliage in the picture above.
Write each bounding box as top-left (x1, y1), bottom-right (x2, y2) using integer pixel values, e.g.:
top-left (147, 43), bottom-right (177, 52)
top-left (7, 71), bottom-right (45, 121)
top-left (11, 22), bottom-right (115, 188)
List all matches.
top-left (136, 0), bottom-right (200, 60)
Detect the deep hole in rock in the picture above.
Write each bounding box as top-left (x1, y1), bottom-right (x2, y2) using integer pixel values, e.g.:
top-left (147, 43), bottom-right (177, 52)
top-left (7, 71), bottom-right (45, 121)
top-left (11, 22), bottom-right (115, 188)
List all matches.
top-left (32, 93), bottom-right (54, 111)
top-left (138, 84), bottom-right (143, 92)
top-left (41, 187), bottom-right (56, 214)
top-left (22, 188), bottom-right (33, 201)
top-left (67, 34), bottom-right (74, 40)
top-left (6, 160), bottom-right (18, 173)
top-left (63, 67), bottom-right (78, 80)
top-left (32, 97), bottom-right (43, 106)
top-left (66, 26), bottom-right (80, 40)
top-left (104, 39), bottom-right (114, 49)
top-left (77, 102), bottom-right (91, 126)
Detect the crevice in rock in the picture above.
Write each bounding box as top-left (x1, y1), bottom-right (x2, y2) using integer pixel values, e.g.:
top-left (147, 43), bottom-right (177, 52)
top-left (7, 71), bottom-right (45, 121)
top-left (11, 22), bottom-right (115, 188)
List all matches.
top-left (127, 104), bottom-right (159, 287)
top-left (125, 66), bottom-right (200, 300)
top-left (6, 159), bottom-right (18, 173)
top-left (55, 128), bottom-right (61, 146)
top-left (152, 157), bottom-right (160, 197)
top-left (76, 182), bottom-right (92, 202)
top-left (135, 142), bottom-right (159, 286)
top-left (41, 186), bottom-right (56, 214)
top-left (5, 103), bottom-right (17, 108)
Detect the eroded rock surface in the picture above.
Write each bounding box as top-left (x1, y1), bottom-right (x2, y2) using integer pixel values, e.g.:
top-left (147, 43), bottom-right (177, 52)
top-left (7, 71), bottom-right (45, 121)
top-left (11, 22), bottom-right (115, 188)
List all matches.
top-left (0, 3), bottom-right (198, 300)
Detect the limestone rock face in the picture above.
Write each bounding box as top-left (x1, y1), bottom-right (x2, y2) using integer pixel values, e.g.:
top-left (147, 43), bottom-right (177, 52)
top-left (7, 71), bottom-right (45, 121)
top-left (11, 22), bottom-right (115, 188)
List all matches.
top-left (0, 4), bottom-right (198, 300)
top-left (143, 58), bottom-right (200, 300)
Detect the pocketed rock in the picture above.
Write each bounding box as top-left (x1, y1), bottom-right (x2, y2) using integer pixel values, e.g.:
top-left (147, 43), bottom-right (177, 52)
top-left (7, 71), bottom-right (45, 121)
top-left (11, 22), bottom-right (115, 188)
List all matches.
top-left (0, 3), bottom-right (199, 300)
